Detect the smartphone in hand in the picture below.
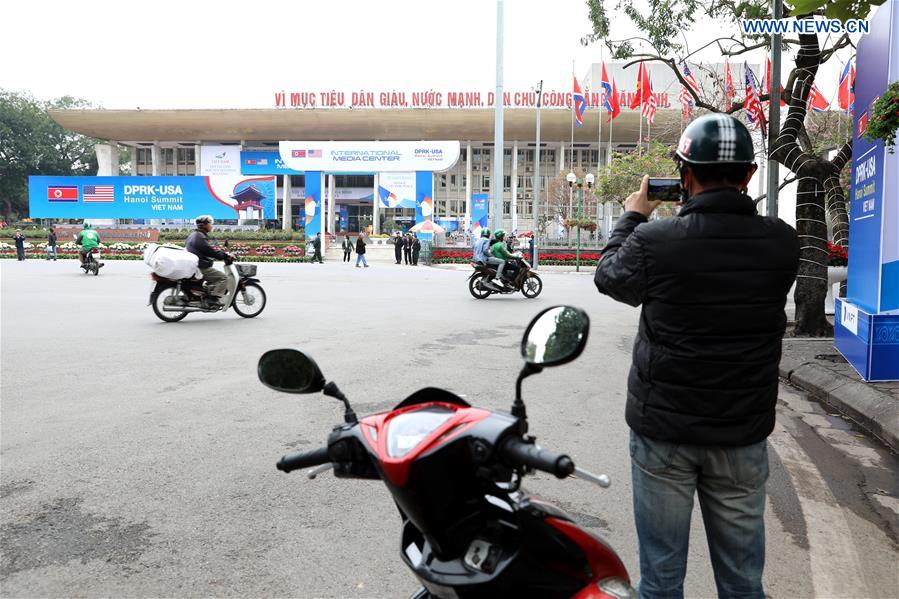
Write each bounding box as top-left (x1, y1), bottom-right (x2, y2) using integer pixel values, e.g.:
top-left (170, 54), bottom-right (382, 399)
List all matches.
top-left (647, 178), bottom-right (682, 202)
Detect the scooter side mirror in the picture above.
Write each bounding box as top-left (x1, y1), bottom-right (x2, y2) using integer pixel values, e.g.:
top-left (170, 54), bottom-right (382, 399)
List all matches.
top-left (521, 306), bottom-right (590, 367)
top-left (258, 349), bottom-right (327, 394)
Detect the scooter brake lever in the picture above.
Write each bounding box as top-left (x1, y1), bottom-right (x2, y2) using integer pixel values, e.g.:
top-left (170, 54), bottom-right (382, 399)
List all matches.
top-left (573, 466), bottom-right (611, 489)
top-left (307, 463), bottom-right (333, 480)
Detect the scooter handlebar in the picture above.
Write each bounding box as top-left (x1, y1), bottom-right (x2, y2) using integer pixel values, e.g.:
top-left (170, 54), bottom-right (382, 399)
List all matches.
top-left (499, 437), bottom-right (575, 479)
top-left (276, 447), bottom-right (330, 473)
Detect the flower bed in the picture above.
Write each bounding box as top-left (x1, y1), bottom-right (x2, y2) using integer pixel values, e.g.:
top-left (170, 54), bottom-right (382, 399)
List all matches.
top-left (1, 240), bottom-right (307, 261)
top-left (431, 249), bottom-right (603, 266)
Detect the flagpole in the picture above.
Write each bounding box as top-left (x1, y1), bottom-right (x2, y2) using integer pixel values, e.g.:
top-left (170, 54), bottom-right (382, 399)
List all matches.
top-left (638, 75), bottom-right (644, 155)
top-left (571, 59), bottom-right (575, 169)
top-left (608, 109), bottom-right (614, 166)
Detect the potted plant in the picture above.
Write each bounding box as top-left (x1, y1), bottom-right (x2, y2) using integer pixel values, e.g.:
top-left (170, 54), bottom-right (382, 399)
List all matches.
top-left (863, 81), bottom-right (899, 153)
top-left (825, 241), bottom-right (849, 315)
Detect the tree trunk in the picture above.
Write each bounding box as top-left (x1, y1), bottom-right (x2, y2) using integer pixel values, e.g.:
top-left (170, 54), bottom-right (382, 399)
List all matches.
top-left (792, 166), bottom-right (833, 336)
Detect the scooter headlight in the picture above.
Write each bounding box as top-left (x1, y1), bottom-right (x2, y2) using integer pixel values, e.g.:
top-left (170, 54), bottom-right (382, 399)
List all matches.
top-left (597, 577), bottom-right (637, 599)
top-left (386, 406), bottom-right (454, 458)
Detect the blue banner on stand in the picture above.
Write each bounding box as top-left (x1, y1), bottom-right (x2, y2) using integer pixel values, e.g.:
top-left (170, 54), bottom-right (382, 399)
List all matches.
top-left (835, 1), bottom-right (899, 381)
top-left (303, 172), bottom-right (323, 237)
top-left (339, 204), bottom-right (349, 232)
top-left (414, 171), bottom-right (434, 239)
top-left (846, 1), bottom-right (899, 313)
top-left (30, 176), bottom-right (276, 219)
top-left (470, 193), bottom-right (489, 239)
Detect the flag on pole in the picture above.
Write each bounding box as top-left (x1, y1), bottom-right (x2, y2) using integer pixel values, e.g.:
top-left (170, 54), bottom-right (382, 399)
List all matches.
top-left (838, 61), bottom-right (855, 113)
top-left (629, 63), bottom-right (651, 109)
top-left (600, 63), bottom-right (620, 119)
top-left (641, 74), bottom-right (657, 125)
top-left (573, 75), bottom-right (587, 128)
top-left (807, 83), bottom-right (830, 112)
top-left (744, 62), bottom-right (767, 130)
top-left (761, 56), bottom-right (787, 107)
top-left (724, 60), bottom-right (734, 110)
top-left (678, 60), bottom-right (699, 118)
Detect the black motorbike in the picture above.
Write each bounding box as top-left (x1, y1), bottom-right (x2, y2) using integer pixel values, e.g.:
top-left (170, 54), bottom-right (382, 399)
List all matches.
top-left (258, 306), bottom-right (634, 598)
top-left (149, 258), bottom-right (266, 322)
top-left (468, 257), bottom-right (543, 299)
top-left (80, 248), bottom-right (103, 276)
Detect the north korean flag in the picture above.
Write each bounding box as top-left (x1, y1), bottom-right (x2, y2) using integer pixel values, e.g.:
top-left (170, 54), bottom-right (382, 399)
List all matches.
top-left (48, 186), bottom-right (79, 201)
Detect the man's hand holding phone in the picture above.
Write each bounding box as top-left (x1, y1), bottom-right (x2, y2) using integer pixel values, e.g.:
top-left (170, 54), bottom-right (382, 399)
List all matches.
top-left (625, 175), bottom-right (662, 218)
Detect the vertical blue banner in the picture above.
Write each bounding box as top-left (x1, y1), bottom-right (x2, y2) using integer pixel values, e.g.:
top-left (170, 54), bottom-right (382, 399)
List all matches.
top-left (847, 0), bottom-right (899, 313)
top-left (304, 171), bottom-right (322, 237)
top-left (415, 171), bottom-right (433, 225)
top-left (339, 204), bottom-right (349, 232)
top-left (471, 193), bottom-right (489, 238)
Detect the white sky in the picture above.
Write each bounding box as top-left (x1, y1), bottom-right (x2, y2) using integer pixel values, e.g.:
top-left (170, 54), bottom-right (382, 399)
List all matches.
top-left (0, 0), bottom-right (862, 109)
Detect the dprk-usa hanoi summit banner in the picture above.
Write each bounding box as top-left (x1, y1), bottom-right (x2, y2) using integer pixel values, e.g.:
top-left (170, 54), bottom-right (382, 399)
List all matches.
top-left (29, 176), bottom-right (277, 220)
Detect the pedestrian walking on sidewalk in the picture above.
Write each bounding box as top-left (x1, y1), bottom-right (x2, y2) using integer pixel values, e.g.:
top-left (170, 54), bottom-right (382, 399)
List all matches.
top-left (46, 228), bottom-right (58, 260)
top-left (311, 233), bottom-right (323, 263)
top-left (593, 114), bottom-right (800, 599)
top-left (412, 236), bottom-right (421, 266)
top-left (342, 234), bottom-right (353, 263)
top-left (355, 234), bottom-right (369, 268)
top-left (14, 230), bottom-right (25, 261)
top-left (393, 231), bottom-right (403, 264)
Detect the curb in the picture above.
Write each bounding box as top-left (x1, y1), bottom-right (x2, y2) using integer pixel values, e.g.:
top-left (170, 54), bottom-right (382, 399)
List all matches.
top-left (779, 357), bottom-right (899, 453)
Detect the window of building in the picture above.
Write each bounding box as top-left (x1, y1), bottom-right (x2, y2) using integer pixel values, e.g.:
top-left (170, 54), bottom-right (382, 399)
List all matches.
top-left (482, 175), bottom-right (490, 191)
top-left (503, 175), bottom-right (511, 192)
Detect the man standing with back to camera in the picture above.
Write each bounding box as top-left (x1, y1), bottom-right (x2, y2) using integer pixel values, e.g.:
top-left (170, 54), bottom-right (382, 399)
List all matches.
top-left (594, 114), bottom-right (799, 598)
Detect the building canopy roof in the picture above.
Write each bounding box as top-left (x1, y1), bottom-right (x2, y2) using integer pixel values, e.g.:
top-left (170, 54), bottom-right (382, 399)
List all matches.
top-left (49, 108), bottom-right (681, 145)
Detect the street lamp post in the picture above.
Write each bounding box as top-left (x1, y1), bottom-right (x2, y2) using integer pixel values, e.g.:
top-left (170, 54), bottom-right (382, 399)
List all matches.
top-left (568, 172), bottom-right (594, 272)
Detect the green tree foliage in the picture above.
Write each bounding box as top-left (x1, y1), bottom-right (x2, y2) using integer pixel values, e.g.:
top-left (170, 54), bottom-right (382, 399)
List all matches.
top-left (596, 142), bottom-right (678, 207)
top-left (0, 90), bottom-right (101, 218)
top-left (542, 308), bottom-right (586, 364)
top-left (790, 0), bottom-right (885, 21)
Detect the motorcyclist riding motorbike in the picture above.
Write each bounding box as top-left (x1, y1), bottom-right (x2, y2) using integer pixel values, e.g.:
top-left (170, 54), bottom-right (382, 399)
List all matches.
top-left (473, 228), bottom-right (505, 290)
top-left (186, 215), bottom-right (231, 308)
top-left (490, 229), bottom-right (521, 288)
top-left (76, 223), bottom-right (102, 268)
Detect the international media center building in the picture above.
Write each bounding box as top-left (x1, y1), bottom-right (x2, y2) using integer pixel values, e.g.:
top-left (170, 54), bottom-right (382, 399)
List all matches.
top-left (51, 62), bottom-right (775, 237)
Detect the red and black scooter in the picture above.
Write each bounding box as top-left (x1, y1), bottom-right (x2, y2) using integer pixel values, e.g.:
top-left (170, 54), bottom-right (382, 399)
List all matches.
top-left (258, 306), bottom-right (635, 598)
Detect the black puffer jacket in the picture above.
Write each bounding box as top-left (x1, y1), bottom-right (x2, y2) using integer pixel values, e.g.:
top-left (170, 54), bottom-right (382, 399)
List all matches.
top-left (186, 229), bottom-right (227, 269)
top-left (594, 188), bottom-right (799, 446)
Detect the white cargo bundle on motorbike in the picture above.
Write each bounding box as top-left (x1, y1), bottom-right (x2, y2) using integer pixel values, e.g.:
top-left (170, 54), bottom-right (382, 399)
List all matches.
top-left (143, 243), bottom-right (201, 280)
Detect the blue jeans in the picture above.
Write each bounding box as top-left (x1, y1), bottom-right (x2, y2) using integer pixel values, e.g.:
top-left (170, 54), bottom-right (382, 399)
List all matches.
top-left (630, 430), bottom-right (768, 599)
top-left (46, 245), bottom-right (57, 259)
top-left (356, 254), bottom-right (368, 266)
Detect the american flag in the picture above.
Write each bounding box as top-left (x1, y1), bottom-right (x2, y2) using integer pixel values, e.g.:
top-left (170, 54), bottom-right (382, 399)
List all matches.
top-left (641, 75), bottom-right (656, 125)
top-left (679, 61), bottom-right (699, 118)
top-left (83, 185), bottom-right (114, 202)
top-left (744, 62), bottom-right (767, 131)
top-left (307, 149), bottom-right (322, 158)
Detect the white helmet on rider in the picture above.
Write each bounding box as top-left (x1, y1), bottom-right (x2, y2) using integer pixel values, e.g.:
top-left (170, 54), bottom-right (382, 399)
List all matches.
top-left (195, 215), bottom-right (214, 226)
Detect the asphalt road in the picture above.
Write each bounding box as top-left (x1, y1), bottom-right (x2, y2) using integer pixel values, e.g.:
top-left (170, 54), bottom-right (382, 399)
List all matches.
top-left (2, 259), bottom-right (897, 598)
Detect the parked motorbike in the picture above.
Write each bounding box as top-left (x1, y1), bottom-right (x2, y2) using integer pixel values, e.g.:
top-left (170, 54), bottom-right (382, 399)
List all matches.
top-left (80, 248), bottom-right (103, 276)
top-left (258, 306), bottom-right (634, 598)
top-left (468, 257), bottom-right (543, 299)
top-left (149, 258), bottom-right (266, 322)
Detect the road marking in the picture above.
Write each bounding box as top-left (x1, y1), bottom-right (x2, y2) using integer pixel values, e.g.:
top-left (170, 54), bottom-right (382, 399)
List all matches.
top-left (768, 422), bottom-right (870, 597)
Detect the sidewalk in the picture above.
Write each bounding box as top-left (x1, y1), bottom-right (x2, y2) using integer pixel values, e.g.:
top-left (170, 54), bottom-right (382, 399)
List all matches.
top-left (779, 337), bottom-right (899, 453)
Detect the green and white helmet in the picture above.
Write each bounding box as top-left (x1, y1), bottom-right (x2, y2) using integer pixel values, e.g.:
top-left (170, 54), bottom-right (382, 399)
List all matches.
top-left (481, 227), bottom-right (492, 238)
top-left (494, 229), bottom-right (506, 240)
